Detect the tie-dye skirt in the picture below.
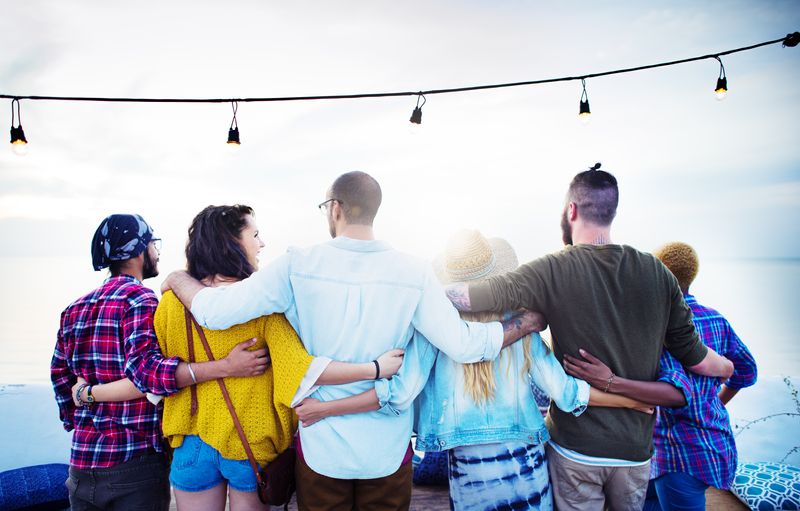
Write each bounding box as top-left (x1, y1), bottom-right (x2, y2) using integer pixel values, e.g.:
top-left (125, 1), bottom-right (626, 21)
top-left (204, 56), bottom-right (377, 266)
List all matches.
top-left (448, 441), bottom-right (552, 511)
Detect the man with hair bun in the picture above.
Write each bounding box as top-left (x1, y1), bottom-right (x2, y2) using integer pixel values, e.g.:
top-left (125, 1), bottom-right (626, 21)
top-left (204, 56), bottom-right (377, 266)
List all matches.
top-left (446, 165), bottom-right (737, 510)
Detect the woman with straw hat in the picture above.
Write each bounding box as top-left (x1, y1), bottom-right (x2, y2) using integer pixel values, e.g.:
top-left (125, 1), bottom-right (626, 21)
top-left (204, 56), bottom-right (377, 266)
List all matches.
top-left (411, 230), bottom-right (652, 511)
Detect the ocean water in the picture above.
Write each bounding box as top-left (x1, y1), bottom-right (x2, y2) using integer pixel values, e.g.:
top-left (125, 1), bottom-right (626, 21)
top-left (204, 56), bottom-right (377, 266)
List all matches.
top-left (0, 256), bottom-right (798, 463)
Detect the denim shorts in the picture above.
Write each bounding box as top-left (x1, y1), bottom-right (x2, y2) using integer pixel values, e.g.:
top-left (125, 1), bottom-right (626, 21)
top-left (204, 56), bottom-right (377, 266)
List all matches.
top-left (169, 435), bottom-right (258, 492)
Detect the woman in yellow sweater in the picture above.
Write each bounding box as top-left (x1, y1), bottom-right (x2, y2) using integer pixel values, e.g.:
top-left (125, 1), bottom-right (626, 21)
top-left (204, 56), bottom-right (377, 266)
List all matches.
top-left (81, 204), bottom-right (403, 511)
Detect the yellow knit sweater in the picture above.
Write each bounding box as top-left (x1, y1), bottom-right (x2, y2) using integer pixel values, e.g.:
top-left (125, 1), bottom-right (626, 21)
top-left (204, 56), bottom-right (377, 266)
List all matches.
top-left (155, 291), bottom-right (313, 466)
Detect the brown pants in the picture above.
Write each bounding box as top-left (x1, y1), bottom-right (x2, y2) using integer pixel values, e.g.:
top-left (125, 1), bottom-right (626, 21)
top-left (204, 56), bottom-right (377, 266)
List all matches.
top-left (295, 454), bottom-right (412, 511)
top-left (546, 443), bottom-right (650, 511)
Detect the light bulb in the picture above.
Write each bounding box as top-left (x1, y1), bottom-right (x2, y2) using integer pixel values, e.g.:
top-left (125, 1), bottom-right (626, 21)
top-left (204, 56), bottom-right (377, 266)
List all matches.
top-left (579, 98), bottom-right (591, 125)
top-left (227, 127), bottom-right (241, 146)
top-left (11, 141), bottom-right (28, 156)
top-left (714, 67), bottom-right (728, 101)
top-left (409, 106), bottom-right (422, 125)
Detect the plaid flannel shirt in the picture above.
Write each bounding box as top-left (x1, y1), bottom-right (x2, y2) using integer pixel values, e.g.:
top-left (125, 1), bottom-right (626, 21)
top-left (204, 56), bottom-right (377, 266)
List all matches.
top-left (651, 294), bottom-right (757, 488)
top-left (51, 274), bottom-right (180, 469)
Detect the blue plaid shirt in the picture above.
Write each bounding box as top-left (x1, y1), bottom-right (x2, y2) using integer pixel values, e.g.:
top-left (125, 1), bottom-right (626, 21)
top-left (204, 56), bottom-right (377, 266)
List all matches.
top-left (651, 294), bottom-right (757, 488)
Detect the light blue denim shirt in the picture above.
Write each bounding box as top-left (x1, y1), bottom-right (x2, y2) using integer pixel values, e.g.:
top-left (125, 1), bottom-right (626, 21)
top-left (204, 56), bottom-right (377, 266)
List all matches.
top-left (190, 237), bottom-right (503, 479)
top-left (375, 328), bottom-right (590, 452)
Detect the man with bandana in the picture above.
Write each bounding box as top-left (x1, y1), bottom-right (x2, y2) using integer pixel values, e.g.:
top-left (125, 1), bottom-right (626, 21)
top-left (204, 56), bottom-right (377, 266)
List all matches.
top-left (51, 214), bottom-right (266, 511)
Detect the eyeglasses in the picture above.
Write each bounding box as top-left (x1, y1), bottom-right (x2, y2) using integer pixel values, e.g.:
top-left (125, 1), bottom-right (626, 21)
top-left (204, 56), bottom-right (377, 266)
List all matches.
top-left (317, 198), bottom-right (342, 215)
top-left (150, 238), bottom-right (162, 252)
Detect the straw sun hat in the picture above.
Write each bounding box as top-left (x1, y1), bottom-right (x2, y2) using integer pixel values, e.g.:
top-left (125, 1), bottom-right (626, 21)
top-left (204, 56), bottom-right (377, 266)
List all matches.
top-left (433, 229), bottom-right (519, 285)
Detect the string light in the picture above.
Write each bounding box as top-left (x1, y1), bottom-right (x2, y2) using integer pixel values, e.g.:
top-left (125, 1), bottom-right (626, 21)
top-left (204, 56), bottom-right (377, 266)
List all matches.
top-left (714, 56), bottom-right (728, 101)
top-left (9, 99), bottom-right (28, 156)
top-left (409, 93), bottom-right (425, 125)
top-left (0, 32), bottom-right (795, 145)
top-left (227, 101), bottom-right (240, 146)
top-left (579, 79), bottom-right (591, 124)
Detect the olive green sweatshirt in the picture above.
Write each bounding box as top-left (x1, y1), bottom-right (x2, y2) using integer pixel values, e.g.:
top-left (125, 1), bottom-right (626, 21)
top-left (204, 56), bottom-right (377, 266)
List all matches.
top-left (470, 244), bottom-right (707, 462)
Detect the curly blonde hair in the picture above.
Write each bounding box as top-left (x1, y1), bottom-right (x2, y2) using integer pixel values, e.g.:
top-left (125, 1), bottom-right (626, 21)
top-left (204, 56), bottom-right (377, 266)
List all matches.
top-left (653, 241), bottom-right (699, 292)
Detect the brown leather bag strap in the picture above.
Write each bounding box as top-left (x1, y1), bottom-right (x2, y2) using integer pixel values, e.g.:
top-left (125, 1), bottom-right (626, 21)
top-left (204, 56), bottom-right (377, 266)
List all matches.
top-left (183, 310), bottom-right (199, 416)
top-left (185, 311), bottom-right (264, 483)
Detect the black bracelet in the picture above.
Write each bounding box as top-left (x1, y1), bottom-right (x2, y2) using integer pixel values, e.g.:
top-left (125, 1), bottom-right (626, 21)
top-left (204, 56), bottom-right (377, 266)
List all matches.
top-left (373, 360), bottom-right (380, 380)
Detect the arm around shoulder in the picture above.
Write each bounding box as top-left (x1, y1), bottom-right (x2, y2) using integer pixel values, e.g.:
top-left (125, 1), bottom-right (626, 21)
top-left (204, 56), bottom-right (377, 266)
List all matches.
top-left (191, 254), bottom-right (293, 330)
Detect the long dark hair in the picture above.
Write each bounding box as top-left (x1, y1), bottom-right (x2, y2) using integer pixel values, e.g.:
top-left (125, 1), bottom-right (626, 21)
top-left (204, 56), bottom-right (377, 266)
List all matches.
top-left (186, 204), bottom-right (256, 281)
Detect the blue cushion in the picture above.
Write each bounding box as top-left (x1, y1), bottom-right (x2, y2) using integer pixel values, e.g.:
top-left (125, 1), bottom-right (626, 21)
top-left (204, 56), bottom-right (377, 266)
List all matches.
top-left (732, 462), bottom-right (800, 511)
top-left (413, 451), bottom-right (449, 486)
top-left (0, 464), bottom-right (69, 511)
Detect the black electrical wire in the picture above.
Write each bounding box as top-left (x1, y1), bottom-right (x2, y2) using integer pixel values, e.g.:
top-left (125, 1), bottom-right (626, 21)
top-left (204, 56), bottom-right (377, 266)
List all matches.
top-left (0, 33), bottom-right (797, 105)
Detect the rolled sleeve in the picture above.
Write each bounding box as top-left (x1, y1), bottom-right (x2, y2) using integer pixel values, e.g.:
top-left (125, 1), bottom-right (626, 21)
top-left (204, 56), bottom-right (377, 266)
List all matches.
top-left (291, 357), bottom-right (332, 408)
top-left (123, 294), bottom-right (180, 395)
top-left (725, 326), bottom-right (757, 391)
top-left (375, 379), bottom-right (402, 416)
top-left (529, 334), bottom-right (588, 416)
top-left (570, 380), bottom-right (590, 417)
top-left (375, 331), bottom-right (438, 416)
top-left (469, 281), bottom-right (498, 312)
top-left (656, 350), bottom-right (692, 408)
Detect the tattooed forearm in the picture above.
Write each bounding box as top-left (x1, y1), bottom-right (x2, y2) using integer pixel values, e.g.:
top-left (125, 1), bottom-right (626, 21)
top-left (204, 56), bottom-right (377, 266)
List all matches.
top-left (445, 283), bottom-right (472, 311)
top-left (501, 315), bottom-right (526, 348)
top-left (500, 310), bottom-right (546, 348)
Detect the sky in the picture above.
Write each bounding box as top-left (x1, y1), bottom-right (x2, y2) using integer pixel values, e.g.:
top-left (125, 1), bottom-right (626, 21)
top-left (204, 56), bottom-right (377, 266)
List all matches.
top-left (0, 2), bottom-right (799, 381)
top-left (1, 0), bottom-right (798, 263)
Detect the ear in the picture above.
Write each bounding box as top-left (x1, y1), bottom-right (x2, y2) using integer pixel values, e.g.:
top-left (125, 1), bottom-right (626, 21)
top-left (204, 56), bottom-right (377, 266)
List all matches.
top-left (567, 202), bottom-right (578, 221)
top-left (332, 201), bottom-right (344, 223)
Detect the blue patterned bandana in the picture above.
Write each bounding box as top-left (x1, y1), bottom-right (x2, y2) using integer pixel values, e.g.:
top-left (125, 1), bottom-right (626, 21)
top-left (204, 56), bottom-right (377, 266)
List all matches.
top-left (91, 214), bottom-right (154, 270)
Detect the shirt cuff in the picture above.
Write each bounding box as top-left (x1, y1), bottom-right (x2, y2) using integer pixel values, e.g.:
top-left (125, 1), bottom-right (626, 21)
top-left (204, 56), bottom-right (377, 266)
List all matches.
top-left (190, 287), bottom-right (214, 329)
top-left (291, 357), bottom-right (332, 408)
top-left (154, 356), bottom-right (182, 396)
top-left (374, 379), bottom-right (401, 416)
top-left (681, 340), bottom-right (709, 368)
top-left (657, 372), bottom-right (692, 408)
top-left (485, 321), bottom-right (504, 361)
top-left (571, 379), bottom-right (590, 417)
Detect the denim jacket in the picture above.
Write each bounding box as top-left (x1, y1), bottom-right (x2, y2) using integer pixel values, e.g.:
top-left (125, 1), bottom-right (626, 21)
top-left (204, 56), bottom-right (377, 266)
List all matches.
top-left (375, 327), bottom-right (590, 452)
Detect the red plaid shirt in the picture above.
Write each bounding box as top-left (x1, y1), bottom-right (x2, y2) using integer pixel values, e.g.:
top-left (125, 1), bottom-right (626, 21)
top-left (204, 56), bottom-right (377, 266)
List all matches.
top-left (51, 274), bottom-right (180, 469)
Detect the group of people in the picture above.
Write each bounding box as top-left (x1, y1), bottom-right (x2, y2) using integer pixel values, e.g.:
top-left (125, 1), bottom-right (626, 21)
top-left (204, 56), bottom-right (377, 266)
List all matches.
top-left (51, 166), bottom-right (756, 511)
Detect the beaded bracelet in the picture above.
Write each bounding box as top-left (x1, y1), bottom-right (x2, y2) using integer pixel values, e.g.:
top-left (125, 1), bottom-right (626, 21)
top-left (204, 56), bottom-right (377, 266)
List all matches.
top-left (603, 373), bottom-right (615, 393)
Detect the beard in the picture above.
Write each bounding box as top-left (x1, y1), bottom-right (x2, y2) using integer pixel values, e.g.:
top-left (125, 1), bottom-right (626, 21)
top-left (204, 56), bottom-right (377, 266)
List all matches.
top-left (560, 207), bottom-right (573, 246)
top-left (142, 249), bottom-right (160, 280)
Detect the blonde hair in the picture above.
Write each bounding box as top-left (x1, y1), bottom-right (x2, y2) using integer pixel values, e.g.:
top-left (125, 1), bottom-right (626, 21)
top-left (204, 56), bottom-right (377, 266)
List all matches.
top-left (653, 241), bottom-right (699, 292)
top-left (459, 311), bottom-right (534, 405)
